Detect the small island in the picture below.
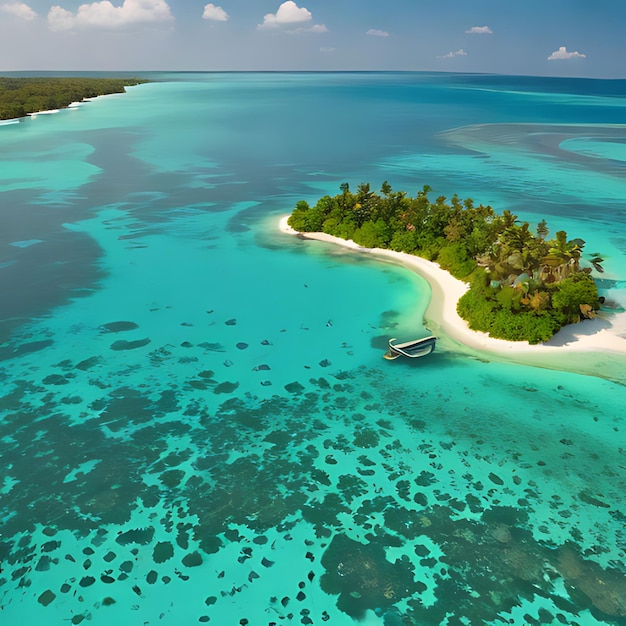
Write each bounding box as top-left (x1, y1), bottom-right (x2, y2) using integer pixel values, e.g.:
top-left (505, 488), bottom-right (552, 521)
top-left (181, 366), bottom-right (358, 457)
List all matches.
top-left (287, 182), bottom-right (604, 345)
top-left (0, 77), bottom-right (149, 120)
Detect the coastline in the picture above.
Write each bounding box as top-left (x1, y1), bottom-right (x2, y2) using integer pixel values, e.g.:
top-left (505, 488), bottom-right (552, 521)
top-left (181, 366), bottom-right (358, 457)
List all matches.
top-left (279, 216), bottom-right (626, 378)
top-left (0, 78), bottom-right (147, 123)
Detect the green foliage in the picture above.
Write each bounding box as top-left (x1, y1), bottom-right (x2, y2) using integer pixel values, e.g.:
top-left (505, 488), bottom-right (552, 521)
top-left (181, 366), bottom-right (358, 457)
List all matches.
top-left (495, 285), bottom-right (522, 312)
top-left (334, 220), bottom-right (357, 241)
top-left (389, 230), bottom-right (417, 254)
top-left (304, 206), bottom-right (326, 232)
top-left (436, 243), bottom-right (477, 279)
top-left (536, 219), bottom-right (549, 240)
top-left (522, 289), bottom-right (551, 313)
top-left (466, 223), bottom-right (493, 257)
top-left (289, 181), bottom-right (601, 343)
top-left (489, 311), bottom-right (560, 344)
top-left (419, 239), bottom-right (444, 262)
top-left (459, 289), bottom-right (560, 344)
top-left (551, 273), bottom-right (600, 321)
top-left (467, 267), bottom-right (490, 293)
top-left (352, 221), bottom-right (381, 248)
top-left (0, 77), bottom-right (149, 120)
top-left (352, 219), bottom-right (391, 248)
top-left (287, 200), bottom-right (310, 232)
top-left (457, 290), bottom-right (497, 333)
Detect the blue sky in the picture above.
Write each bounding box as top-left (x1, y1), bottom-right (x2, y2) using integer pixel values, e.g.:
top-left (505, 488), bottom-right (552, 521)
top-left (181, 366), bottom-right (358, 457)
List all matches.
top-left (0, 0), bottom-right (623, 77)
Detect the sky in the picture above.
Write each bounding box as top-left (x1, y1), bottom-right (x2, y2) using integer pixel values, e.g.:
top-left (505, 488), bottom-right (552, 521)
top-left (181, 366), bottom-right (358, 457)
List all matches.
top-left (0, 0), bottom-right (624, 77)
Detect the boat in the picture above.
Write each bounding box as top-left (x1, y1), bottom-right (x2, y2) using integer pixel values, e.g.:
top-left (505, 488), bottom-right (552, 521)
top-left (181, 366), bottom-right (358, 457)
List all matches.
top-left (383, 336), bottom-right (437, 360)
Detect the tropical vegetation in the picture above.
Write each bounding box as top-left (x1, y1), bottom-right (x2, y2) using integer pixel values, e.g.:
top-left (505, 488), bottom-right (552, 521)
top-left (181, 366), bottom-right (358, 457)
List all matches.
top-left (288, 182), bottom-right (603, 344)
top-left (0, 77), bottom-right (149, 120)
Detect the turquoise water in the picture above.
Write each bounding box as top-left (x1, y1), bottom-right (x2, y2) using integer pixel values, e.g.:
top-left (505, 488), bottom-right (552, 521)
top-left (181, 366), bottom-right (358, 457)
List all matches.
top-left (1, 73), bottom-right (625, 625)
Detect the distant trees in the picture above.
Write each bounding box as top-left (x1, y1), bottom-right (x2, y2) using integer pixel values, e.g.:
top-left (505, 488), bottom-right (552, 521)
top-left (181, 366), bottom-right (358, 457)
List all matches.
top-left (288, 182), bottom-right (602, 344)
top-left (0, 77), bottom-right (148, 120)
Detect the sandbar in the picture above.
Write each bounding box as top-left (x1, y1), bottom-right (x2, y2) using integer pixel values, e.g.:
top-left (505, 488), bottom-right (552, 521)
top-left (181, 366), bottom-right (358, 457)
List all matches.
top-left (279, 216), bottom-right (626, 380)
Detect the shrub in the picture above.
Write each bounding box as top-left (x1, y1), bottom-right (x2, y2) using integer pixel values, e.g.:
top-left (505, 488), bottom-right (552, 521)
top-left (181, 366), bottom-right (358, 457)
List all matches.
top-left (495, 285), bottom-right (522, 311)
top-left (551, 273), bottom-right (599, 321)
top-left (436, 244), bottom-right (477, 279)
top-left (467, 267), bottom-right (490, 293)
top-left (489, 310), bottom-right (559, 344)
top-left (389, 231), bottom-right (417, 254)
top-left (353, 221), bottom-right (382, 248)
top-left (457, 290), bottom-right (497, 332)
top-left (287, 202), bottom-right (309, 231)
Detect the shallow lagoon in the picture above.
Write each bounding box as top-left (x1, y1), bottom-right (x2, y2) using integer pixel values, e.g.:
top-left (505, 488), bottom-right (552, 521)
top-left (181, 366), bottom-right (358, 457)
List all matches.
top-left (1, 73), bottom-right (625, 625)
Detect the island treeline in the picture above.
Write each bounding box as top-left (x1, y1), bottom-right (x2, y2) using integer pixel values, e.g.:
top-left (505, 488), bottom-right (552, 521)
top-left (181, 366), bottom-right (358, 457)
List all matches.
top-left (288, 182), bottom-right (603, 344)
top-left (0, 77), bottom-right (149, 120)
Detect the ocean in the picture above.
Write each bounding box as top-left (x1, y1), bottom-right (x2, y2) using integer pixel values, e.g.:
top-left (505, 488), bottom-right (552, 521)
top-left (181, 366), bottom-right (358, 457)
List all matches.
top-left (1, 72), bottom-right (625, 625)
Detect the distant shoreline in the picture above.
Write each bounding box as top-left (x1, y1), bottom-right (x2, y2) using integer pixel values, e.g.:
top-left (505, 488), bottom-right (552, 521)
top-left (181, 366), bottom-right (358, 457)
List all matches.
top-left (279, 216), bottom-right (626, 377)
top-left (0, 77), bottom-right (148, 122)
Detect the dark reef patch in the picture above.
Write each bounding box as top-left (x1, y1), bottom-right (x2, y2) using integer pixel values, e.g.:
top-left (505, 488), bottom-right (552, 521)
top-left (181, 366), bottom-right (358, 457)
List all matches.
top-left (42, 373), bottom-right (70, 386)
top-left (578, 491), bottom-right (611, 508)
top-left (214, 381), bottom-right (239, 394)
top-left (99, 321), bottom-right (139, 333)
top-left (370, 335), bottom-right (392, 350)
top-left (182, 551), bottom-right (203, 567)
top-left (110, 338), bottom-right (151, 351)
top-left (320, 534), bottom-right (420, 618)
top-left (38, 589), bottom-right (56, 606)
top-left (116, 527), bottom-right (155, 546)
top-left (285, 381), bottom-right (305, 394)
top-left (0, 339), bottom-right (54, 362)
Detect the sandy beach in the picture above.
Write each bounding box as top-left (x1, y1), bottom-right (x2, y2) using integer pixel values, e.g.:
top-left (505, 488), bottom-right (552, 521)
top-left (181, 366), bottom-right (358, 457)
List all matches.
top-left (27, 109), bottom-right (60, 118)
top-left (279, 216), bottom-right (626, 377)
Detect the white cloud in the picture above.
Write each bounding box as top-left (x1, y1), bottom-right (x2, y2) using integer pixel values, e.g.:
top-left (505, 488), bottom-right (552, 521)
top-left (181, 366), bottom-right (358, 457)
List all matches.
top-left (48, 5), bottom-right (74, 29)
top-left (437, 49), bottom-right (467, 59)
top-left (366, 28), bottom-right (389, 37)
top-left (48, 0), bottom-right (173, 31)
top-left (548, 46), bottom-right (586, 60)
top-left (320, 47), bottom-right (335, 53)
top-left (465, 25), bottom-right (492, 34)
top-left (290, 23), bottom-right (327, 34)
top-left (1, 2), bottom-right (37, 20)
top-left (202, 3), bottom-right (228, 21)
top-left (258, 1), bottom-right (312, 30)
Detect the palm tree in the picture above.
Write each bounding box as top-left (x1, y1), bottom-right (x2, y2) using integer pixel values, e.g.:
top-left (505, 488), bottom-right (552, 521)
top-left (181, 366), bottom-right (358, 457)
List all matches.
top-left (536, 219), bottom-right (548, 240)
top-left (585, 253), bottom-right (605, 273)
top-left (542, 231), bottom-right (584, 281)
top-left (492, 209), bottom-right (518, 234)
top-left (502, 223), bottom-right (533, 254)
top-left (498, 223), bottom-right (541, 275)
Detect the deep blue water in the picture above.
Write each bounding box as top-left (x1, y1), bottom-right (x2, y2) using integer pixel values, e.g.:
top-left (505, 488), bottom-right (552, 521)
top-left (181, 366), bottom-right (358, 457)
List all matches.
top-left (1, 73), bottom-right (625, 625)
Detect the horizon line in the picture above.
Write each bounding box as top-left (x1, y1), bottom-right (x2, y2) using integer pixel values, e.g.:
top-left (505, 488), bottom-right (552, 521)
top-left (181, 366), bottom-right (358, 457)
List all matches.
top-left (2, 69), bottom-right (626, 81)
